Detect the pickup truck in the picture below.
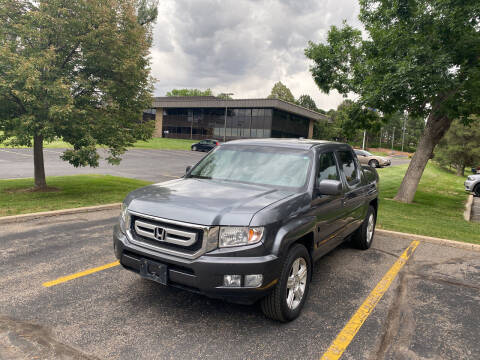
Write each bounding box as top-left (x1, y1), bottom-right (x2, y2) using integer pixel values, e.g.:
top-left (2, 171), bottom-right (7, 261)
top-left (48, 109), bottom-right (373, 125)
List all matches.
top-left (113, 139), bottom-right (379, 322)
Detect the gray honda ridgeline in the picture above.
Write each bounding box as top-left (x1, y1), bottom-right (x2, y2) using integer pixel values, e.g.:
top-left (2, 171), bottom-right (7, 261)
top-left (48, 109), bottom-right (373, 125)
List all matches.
top-left (113, 139), bottom-right (379, 322)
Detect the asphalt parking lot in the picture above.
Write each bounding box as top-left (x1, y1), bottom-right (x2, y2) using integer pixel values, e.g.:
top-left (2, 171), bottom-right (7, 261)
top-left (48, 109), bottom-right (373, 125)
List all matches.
top-left (0, 148), bottom-right (409, 182)
top-left (0, 148), bottom-right (205, 182)
top-left (1, 210), bottom-right (479, 359)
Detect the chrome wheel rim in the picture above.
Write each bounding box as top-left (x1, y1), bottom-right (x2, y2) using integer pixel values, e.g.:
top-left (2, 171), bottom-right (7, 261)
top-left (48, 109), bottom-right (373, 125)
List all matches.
top-left (366, 213), bottom-right (375, 244)
top-left (286, 257), bottom-right (307, 310)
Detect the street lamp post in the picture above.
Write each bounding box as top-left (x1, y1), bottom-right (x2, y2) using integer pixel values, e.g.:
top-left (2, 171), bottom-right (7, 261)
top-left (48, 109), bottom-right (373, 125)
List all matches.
top-left (391, 127), bottom-right (395, 150)
top-left (223, 93), bottom-right (234, 142)
top-left (401, 112), bottom-right (407, 152)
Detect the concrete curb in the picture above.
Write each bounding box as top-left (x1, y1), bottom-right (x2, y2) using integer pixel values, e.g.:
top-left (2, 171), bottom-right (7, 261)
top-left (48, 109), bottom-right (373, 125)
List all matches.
top-left (376, 229), bottom-right (480, 253)
top-left (0, 203), bottom-right (121, 225)
top-left (464, 194), bottom-right (473, 221)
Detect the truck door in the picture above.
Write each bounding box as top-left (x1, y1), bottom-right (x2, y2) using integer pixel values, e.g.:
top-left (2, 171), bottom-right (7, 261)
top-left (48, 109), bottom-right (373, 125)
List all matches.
top-left (336, 149), bottom-right (366, 236)
top-left (311, 151), bottom-right (345, 259)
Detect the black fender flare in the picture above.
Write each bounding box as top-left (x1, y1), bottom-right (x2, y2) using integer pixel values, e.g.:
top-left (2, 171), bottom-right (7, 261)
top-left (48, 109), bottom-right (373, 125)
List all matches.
top-left (270, 215), bottom-right (316, 259)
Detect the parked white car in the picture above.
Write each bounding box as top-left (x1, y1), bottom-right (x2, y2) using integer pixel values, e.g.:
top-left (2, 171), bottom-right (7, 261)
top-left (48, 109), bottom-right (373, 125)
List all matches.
top-left (465, 174), bottom-right (480, 197)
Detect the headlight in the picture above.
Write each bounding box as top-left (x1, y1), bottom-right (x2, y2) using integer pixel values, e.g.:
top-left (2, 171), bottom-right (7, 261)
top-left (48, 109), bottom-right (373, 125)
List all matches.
top-left (119, 203), bottom-right (131, 233)
top-left (218, 226), bottom-right (264, 247)
top-left (467, 176), bottom-right (474, 181)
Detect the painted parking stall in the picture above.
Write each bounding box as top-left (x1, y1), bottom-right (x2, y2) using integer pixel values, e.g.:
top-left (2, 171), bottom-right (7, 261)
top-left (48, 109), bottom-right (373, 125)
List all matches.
top-left (1, 210), bottom-right (479, 359)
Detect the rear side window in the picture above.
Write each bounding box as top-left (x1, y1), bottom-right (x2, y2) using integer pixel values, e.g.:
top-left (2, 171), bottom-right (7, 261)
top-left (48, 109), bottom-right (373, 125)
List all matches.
top-left (317, 152), bottom-right (340, 183)
top-left (337, 150), bottom-right (360, 186)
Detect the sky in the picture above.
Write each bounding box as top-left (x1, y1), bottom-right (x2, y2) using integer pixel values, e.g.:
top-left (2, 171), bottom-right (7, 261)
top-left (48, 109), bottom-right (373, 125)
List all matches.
top-left (150, 0), bottom-right (361, 112)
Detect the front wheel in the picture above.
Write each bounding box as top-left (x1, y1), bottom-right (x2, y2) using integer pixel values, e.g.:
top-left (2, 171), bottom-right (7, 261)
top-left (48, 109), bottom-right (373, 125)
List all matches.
top-left (369, 159), bottom-right (379, 168)
top-left (352, 206), bottom-right (376, 250)
top-left (261, 244), bottom-right (311, 322)
top-left (474, 184), bottom-right (480, 197)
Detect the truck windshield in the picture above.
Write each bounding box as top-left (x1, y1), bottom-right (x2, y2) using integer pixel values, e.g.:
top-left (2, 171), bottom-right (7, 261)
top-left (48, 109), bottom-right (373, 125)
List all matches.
top-left (188, 146), bottom-right (312, 189)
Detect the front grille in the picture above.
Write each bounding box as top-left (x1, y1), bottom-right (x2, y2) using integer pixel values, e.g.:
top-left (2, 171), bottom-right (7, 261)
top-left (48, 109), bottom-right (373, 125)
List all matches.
top-left (126, 211), bottom-right (208, 259)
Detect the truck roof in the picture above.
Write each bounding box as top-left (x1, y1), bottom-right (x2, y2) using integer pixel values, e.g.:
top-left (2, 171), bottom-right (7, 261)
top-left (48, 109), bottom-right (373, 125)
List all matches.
top-left (224, 138), bottom-right (346, 150)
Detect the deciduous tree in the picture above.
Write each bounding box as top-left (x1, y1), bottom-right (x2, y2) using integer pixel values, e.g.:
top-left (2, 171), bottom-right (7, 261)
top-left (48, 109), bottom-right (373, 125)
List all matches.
top-left (0, 0), bottom-right (157, 189)
top-left (267, 81), bottom-right (295, 103)
top-left (306, 0), bottom-right (480, 203)
top-left (166, 88), bottom-right (214, 97)
top-left (435, 117), bottom-right (480, 176)
top-left (296, 94), bottom-right (318, 111)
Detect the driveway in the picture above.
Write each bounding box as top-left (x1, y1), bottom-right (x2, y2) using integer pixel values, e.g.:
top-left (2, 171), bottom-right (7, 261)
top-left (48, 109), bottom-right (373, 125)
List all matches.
top-left (1, 210), bottom-right (478, 359)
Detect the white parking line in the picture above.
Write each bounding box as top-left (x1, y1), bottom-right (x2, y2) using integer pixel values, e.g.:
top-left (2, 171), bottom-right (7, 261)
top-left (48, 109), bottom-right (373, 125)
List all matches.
top-left (0, 149), bottom-right (31, 157)
top-left (43, 149), bottom-right (64, 155)
top-left (0, 177), bottom-right (32, 180)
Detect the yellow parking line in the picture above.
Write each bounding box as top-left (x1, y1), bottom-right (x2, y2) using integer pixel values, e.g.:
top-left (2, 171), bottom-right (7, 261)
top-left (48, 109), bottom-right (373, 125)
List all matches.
top-left (320, 240), bottom-right (420, 360)
top-left (42, 260), bottom-right (120, 287)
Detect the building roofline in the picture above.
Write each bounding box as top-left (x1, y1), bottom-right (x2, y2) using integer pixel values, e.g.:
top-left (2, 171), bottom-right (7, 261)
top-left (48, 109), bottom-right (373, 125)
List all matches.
top-left (152, 97), bottom-right (329, 122)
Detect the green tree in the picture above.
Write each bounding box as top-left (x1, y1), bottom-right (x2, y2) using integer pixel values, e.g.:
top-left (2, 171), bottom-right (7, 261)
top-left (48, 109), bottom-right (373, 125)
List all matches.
top-left (267, 81), bottom-right (295, 103)
top-left (0, 0), bottom-right (157, 190)
top-left (305, 0), bottom-right (480, 203)
top-left (166, 88), bottom-right (213, 97)
top-left (435, 117), bottom-right (480, 176)
top-left (296, 94), bottom-right (318, 111)
top-left (216, 93), bottom-right (233, 100)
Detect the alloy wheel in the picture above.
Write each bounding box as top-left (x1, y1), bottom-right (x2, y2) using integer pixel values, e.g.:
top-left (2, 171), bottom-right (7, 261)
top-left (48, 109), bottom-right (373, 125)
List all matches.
top-left (286, 257), bottom-right (308, 310)
top-left (366, 213), bottom-right (375, 244)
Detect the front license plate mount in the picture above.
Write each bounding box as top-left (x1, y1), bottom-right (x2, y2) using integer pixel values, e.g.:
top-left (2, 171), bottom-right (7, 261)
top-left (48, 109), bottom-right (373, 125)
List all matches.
top-left (139, 259), bottom-right (167, 285)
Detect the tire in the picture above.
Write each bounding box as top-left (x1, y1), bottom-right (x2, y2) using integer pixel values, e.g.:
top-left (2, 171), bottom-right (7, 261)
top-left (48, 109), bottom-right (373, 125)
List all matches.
top-left (261, 244), bottom-right (311, 322)
top-left (352, 205), bottom-right (376, 250)
top-left (369, 159), bottom-right (379, 168)
top-left (474, 184), bottom-right (480, 197)
top-left (192, 146), bottom-right (197, 151)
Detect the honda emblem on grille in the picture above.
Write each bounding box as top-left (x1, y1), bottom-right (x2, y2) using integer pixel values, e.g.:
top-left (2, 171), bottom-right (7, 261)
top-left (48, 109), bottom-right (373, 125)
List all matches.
top-left (154, 226), bottom-right (165, 241)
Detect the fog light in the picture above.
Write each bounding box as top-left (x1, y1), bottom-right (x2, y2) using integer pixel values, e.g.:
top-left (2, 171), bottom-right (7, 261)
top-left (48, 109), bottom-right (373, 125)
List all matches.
top-left (223, 275), bottom-right (241, 287)
top-left (245, 274), bottom-right (263, 288)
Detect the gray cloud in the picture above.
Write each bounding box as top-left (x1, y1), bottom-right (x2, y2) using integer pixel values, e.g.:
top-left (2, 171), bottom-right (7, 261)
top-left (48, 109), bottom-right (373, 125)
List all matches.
top-left (151, 0), bottom-right (360, 110)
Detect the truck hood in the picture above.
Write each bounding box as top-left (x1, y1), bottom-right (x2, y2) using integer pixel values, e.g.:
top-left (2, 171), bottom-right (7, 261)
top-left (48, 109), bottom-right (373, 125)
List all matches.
top-left (124, 178), bottom-right (295, 226)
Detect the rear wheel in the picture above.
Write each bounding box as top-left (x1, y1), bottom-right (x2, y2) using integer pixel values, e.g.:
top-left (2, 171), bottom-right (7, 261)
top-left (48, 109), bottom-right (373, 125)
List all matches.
top-left (192, 146), bottom-right (197, 151)
top-left (261, 244), bottom-right (311, 322)
top-left (352, 206), bottom-right (376, 250)
top-left (369, 159), bottom-right (379, 168)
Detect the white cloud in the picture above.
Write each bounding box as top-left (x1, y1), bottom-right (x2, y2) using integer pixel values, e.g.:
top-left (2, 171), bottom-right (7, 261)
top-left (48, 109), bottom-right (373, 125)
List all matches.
top-left (150, 0), bottom-right (361, 111)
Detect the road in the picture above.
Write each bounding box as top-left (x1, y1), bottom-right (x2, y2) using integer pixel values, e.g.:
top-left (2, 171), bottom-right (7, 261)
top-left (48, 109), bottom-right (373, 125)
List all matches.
top-left (0, 148), bottom-right (409, 182)
top-left (1, 210), bottom-right (478, 359)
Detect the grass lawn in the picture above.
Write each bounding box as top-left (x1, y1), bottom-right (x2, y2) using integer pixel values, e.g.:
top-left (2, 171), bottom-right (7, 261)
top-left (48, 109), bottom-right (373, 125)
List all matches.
top-left (377, 163), bottom-right (480, 244)
top-left (132, 137), bottom-right (196, 150)
top-left (0, 175), bottom-right (151, 217)
top-left (1, 135), bottom-right (196, 151)
top-left (370, 151), bottom-right (390, 157)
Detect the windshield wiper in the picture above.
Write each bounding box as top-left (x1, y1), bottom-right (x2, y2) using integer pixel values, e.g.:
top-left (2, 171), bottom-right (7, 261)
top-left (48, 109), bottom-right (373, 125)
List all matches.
top-left (189, 175), bottom-right (212, 179)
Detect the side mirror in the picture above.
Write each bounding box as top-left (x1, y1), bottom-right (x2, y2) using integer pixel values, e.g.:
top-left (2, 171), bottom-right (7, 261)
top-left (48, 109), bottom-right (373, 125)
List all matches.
top-left (185, 165), bottom-right (192, 174)
top-left (317, 179), bottom-right (342, 196)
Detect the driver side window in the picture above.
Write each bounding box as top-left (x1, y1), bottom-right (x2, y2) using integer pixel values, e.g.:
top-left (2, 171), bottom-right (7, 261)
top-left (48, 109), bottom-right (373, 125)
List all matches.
top-left (317, 152), bottom-right (340, 183)
top-left (337, 150), bottom-right (360, 186)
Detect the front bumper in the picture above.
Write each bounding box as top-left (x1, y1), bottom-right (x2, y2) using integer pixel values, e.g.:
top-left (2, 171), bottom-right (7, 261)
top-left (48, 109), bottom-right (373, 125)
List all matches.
top-left (113, 225), bottom-right (280, 304)
top-left (464, 180), bottom-right (475, 192)
top-left (381, 159), bottom-right (391, 167)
